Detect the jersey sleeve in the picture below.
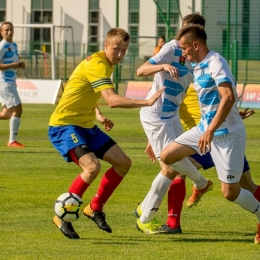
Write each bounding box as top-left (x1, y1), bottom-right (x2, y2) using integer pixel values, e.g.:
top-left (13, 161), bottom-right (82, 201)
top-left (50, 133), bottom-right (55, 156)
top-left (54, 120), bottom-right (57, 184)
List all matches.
top-left (0, 44), bottom-right (5, 62)
top-left (87, 58), bottom-right (114, 93)
top-left (209, 55), bottom-right (233, 87)
top-left (148, 42), bottom-right (174, 65)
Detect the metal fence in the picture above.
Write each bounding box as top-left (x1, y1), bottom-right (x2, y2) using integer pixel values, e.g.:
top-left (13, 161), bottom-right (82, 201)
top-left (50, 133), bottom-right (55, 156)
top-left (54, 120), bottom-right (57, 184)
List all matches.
top-left (18, 0), bottom-right (260, 84)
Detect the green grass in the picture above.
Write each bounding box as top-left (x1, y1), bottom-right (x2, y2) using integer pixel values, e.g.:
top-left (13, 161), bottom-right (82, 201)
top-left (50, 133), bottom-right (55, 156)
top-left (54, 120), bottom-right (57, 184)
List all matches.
top-left (1, 104), bottom-right (260, 260)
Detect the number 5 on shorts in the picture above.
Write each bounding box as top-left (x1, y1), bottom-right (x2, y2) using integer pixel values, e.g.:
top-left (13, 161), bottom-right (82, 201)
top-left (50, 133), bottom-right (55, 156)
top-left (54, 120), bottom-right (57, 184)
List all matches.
top-left (71, 133), bottom-right (78, 143)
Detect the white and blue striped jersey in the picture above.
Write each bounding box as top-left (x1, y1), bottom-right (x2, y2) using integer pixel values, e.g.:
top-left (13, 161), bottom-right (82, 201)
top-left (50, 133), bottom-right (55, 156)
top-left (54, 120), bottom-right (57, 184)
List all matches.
top-left (140, 40), bottom-right (193, 122)
top-left (0, 39), bottom-right (19, 84)
top-left (193, 51), bottom-right (243, 136)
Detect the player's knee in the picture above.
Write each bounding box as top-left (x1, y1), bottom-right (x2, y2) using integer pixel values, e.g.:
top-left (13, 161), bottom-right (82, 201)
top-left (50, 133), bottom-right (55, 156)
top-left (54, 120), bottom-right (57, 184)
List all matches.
top-left (116, 156), bottom-right (132, 176)
top-left (223, 192), bottom-right (238, 202)
top-left (221, 183), bottom-right (240, 202)
top-left (160, 149), bottom-right (172, 165)
top-left (122, 156), bottom-right (132, 173)
top-left (81, 159), bottom-right (101, 179)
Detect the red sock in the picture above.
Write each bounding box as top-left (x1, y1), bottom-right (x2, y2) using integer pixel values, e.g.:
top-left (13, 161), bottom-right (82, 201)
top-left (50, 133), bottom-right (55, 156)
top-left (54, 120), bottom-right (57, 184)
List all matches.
top-left (68, 174), bottom-right (90, 198)
top-left (253, 186), bottom-right (260, 202)
top-left (166, 178), bottom-right (186, 229)
top-left (90, 167), bottom-right (123, 212)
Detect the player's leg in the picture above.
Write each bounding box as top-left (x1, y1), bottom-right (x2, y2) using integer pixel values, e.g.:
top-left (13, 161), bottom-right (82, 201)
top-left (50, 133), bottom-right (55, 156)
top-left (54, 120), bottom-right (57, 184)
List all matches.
top-left (137, 161), bottom-right (179, 234)
top-left (0, 83), bottom-right (24, 147)
top-left (135, 118), bottom-right (183, 234)
top-left (50, 125), bottom-right (108, 238)
top-left (185, 153), bottom-right (214, 207)
top-left (0, 105), bottom-right (12, 119)
top-left (212, 127), bottom-right (260, 244)
top-left (187, 153), bottom-right (260, 207)
top-left (164, 173), bottom-right (185, 234)
top-left (8, 104), bottom-right (23, 147)
top-left (136, 171), bottom-right (185, 234)
top-left (49, 125), bottom-right (95, 239)
top-left (137, 121), bottom-right (209, 234)
top-left (84, 139), bottom-right (131, 233)
top-left (164, 153), bottom-right (213, 231)
top-left (239, 156), bottom-right (260, 201)
top-left (160, 128), bottom-right (209, 188)
top-left (53, 143), bottom-right (99, 240)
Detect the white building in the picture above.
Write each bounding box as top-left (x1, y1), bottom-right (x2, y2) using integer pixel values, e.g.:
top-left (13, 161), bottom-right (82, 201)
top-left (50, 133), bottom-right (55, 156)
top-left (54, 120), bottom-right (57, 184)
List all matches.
top-left (1, 0), bottom-right (259, 81)
top-left (1, 0), bottom-right (258, 60)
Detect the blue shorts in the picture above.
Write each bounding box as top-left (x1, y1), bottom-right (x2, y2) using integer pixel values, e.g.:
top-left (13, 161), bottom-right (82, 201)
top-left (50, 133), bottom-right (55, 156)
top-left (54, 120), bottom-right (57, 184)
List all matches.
top-left (190, 153), bottom-right (250, 173)
top-left (48, 125), bottom-right (114, 162)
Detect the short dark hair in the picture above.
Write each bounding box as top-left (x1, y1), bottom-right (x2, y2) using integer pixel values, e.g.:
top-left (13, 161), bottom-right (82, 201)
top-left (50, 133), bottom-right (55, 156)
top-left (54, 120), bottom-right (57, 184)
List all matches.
top-left (106, 28), bottom-right (130, 43)
top-left (182, 12), bottom-right (206, 27)
top-left (175, 24), bottom-right (207, 44)
top-left (0, 21), bottom-right (13, 31)
top-left (159, 35), bottom-right (165, 41)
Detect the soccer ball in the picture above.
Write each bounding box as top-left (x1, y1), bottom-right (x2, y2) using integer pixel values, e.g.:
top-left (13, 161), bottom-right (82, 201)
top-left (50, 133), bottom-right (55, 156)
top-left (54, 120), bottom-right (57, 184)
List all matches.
top-left (54, 192), bottom-right (83, 222)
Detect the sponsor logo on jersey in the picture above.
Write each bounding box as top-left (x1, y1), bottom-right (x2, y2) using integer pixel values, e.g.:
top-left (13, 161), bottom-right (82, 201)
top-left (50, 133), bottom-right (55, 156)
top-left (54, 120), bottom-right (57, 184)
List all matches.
top-left (179, 55), bottom-right (186, 66)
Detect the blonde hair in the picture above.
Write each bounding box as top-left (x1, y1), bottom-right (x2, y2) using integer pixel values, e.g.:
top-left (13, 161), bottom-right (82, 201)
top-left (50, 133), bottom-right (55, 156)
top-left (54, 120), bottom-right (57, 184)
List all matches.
top-left (106, 28), bottom-right (130, 43)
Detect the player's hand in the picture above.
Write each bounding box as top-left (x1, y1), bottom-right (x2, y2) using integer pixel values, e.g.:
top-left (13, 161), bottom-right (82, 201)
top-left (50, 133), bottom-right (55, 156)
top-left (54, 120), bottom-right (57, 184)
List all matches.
top-left (11, 62), bottom-right (25, 69)
top-left (144, 142), bottom-right (156, 163)
top-left (239, 108), bottom-right (255, 119)
top-left (18, 61), bottom-right (26, 69)
top-left (146, 87), bottom-right (165, 106)
top-left (97, 115), bottom-right (114, 131)
top-left (199, 130), bottom-right (213, 154)
top-left (163, 64), bottom-right (179, 81)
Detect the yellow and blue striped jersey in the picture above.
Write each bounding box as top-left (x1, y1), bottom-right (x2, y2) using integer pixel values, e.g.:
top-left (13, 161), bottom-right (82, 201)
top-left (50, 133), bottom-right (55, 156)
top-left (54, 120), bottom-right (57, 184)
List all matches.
top-left (49, 51), bottom-right (114, 128)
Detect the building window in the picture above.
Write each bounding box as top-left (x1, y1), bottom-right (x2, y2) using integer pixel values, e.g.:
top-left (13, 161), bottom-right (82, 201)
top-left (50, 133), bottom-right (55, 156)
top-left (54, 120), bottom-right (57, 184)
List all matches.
top-left (0, 0), bottom-right (6, 22)
top-left (31, 0), bottom-right (53, 53)
top-left (128, 0), bottom-right (139, 44)
top-left (156, 0), bottom-right (179, 40)
top-left (88, 0), bottom-right (99, 54)
top-left (241, 0), bottom-right (250, 59)
top-left (0, 0), bottom-right (5, 40)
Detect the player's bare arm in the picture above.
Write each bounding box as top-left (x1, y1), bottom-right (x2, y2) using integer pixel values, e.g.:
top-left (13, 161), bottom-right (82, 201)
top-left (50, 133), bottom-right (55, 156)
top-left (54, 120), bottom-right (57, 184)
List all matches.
top-left (199, 82), bottom-right (235, 154)
top-left (0, 61), bottom-right (25, 70)
top-left (137, 62), bottom-right (179, 80)
top-left (95, 105), bottom-right (114, 131)
top-left (101, 87), bottom-right (165, 108)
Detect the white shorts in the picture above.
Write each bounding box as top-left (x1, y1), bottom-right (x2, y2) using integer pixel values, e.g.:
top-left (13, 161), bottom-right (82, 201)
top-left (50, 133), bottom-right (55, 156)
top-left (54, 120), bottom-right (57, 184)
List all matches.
top-left (140, 114), bottom-right (182, 158)
top-left (174, 125), bottom-right (246, 183)
top-left (0, 82), bottom-right (21, 108)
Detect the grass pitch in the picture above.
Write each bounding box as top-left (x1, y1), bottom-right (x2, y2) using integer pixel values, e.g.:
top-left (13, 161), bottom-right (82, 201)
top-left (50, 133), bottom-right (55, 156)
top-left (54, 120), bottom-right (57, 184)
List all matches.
top-left (1, 104), bottom-right (260, 260)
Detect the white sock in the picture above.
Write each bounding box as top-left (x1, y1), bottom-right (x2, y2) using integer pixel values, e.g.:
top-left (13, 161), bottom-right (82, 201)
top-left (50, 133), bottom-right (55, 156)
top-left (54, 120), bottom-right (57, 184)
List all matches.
top-left (140, 172), bottom-right (172, 224)
top-left (171, 157), bottom-right (207, 189)
top-left (233, 188), bottom-right (260, 222)
top-left (193, 175), bottom-right (208, 189)
top-left (9, 117), bottom-right (20, 143)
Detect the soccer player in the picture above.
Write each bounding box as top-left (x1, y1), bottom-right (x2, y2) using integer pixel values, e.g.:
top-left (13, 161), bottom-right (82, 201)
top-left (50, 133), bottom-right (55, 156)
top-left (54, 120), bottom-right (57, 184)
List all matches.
top-left (0, 22), bottom-right (26, 147)
top-left (160, 24), bottom-right (260, 244)
top-left (153, 35), bottom-right (165, 55)
top-left (179, 87), bottom-right (260, 204)
top-left (135, 13), bottom-right (213, 234)
top-left (49, 28), bottom-right (165, 239)
top-left (143, 84), bottom-right (260, 234)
